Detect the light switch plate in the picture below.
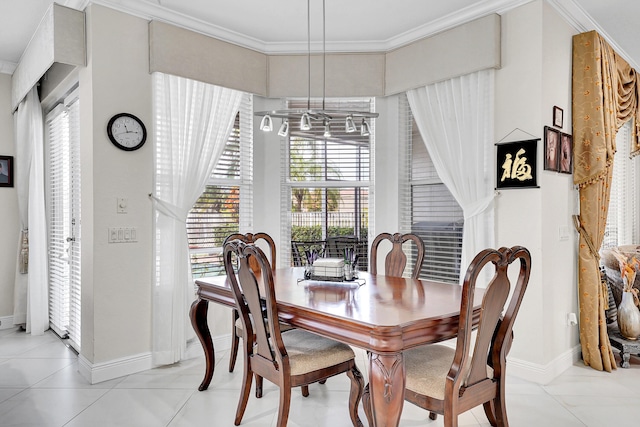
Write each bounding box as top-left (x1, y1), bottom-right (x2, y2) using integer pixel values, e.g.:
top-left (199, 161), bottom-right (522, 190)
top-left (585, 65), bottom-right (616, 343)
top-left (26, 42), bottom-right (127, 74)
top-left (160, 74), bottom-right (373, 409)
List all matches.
top-left (117, 197), bottom-right (128, 214)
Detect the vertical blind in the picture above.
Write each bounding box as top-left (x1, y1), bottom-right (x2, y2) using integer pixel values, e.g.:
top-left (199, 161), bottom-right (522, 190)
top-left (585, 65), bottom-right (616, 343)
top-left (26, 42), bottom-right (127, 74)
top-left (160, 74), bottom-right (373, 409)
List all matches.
top-left (46, 89), bottom-right (81, 351)
top-left (399, 94), bottom-right (463, 283)
top-left (186, 93), bottom-right (253, 277)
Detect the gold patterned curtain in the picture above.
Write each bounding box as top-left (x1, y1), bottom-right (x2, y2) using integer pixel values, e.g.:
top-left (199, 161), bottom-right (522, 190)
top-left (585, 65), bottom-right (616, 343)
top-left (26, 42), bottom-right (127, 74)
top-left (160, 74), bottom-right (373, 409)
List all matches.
top-left (572, 31), bottom-right (640, 372)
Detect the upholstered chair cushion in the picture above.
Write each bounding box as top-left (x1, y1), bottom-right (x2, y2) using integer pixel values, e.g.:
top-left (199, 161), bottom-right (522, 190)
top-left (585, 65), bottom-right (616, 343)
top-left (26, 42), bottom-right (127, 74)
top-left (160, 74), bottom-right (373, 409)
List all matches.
top-left (282, 329), bottom-right (356, 376)
top-left (404, 343), bottom-right (494, 401)
top-left (404, 345), bottom-right (453, 400)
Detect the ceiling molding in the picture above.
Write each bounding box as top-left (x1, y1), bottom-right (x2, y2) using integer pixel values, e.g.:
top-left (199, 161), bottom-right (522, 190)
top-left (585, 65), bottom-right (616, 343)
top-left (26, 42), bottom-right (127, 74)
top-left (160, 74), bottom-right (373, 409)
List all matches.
top-left (547, 0), bottom-right (640, 71)
top-left (383, 0), bottom-right (533, 52)
top-left (89, 0), bottom-right (534, 54)
top-left (0, 60), bottom-right (17, 75)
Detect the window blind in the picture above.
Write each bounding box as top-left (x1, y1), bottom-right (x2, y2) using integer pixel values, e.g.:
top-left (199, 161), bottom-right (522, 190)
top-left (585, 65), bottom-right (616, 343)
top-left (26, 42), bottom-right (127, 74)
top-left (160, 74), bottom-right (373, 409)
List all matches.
top-left (604, 120), bottom-right (638, 248)
top-left (46, 89), bottom-right (81, 351)
top-left (399, 94), bottom-right (463, 283)
top-left (281, 98), bottom-right (374, 268)
top-left (186, 93), bottom-right (253, 277)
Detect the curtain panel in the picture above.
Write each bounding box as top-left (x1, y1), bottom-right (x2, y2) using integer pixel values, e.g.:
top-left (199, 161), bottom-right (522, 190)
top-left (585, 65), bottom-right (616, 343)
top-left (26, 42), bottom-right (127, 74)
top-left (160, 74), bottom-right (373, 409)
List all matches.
top-left (152, 73), bottom-right (243, 366)
top-left (407, 69), bottom-right (495, 284)
top-left (572, 30), bottom-right (640, 372)
top-left (13, 87), bottom-right (49, 335)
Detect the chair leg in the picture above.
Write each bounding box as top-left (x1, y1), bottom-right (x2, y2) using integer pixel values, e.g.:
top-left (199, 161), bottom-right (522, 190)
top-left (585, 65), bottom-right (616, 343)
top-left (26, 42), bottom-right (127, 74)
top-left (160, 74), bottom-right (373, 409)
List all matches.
top-left (229, 309), bottom-right (240, 373)
top-left (301, 385), bottom-right (309, 397)
top-left (483, 401), bottom-right (498, 426)
top-left (362, 383), bottom-right (372, 426)
top-left (429, 412), bottom-right (438, 420)
top-left (492, 379), bottom-right (508, 427)
top-left (347, 365), bottom-right (365, 427)
top-left (276, 381), bottom-right (293, 427)
top-left (234, 354), bottom-right (253, 426)
top-left (255, 374), bottom-right (263, 398)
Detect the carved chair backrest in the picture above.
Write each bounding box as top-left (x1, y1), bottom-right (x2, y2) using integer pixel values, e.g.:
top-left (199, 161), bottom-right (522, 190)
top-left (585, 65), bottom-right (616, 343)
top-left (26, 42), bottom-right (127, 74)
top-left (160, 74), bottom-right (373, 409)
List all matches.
top-left (223, 240), bottom-right (285, 372)
top-left (370, 232), bottom-right (425, 278)
top-left (224, 232), bottom-right (277, 273)
top-left (453, 246), bottom-right (531, 389)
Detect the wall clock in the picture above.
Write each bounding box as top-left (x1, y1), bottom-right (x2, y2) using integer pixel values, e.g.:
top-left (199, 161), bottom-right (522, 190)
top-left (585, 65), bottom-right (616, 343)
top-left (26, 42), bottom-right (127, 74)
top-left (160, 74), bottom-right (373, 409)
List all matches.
top-left (107, 113), bottom-right (147, 151)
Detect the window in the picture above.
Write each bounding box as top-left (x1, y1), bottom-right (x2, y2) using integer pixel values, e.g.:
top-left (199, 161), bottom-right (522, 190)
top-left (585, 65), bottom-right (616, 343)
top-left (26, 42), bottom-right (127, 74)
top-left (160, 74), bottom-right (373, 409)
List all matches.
top-left (400, 94), bottom-right (463, 282)
top-left (603, 120), bottom-right (639, 248)
top-left (45, 88), bottom-right (81, 351)
top-left (186, 94), bottom-right (253, 277)
top-left (282, 99), bottom-right (373, 269)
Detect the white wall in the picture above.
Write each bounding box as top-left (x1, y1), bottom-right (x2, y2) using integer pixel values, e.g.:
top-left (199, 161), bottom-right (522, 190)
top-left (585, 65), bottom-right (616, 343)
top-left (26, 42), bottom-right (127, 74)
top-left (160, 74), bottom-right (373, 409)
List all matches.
top-left (0, 73), bottom-right (18, 327)
top-left (495, 0), bottom-right (580, 382)
top-left (77, 5), bottom-right (153, 375)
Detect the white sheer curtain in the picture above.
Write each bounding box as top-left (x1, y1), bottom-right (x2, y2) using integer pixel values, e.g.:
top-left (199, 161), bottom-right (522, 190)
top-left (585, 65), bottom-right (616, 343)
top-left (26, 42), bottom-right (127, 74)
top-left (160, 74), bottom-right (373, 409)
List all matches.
top-left (152, 73), bottom-right (243, 365)
top-left (407, 69), bottom-right (495, 283)
top-left (13, 86), bottom-right (49, 334)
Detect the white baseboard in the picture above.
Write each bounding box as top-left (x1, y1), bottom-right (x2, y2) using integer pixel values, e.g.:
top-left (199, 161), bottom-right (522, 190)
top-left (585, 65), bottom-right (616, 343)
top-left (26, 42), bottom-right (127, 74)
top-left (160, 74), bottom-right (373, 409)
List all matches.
top-left (184, 333), bottom-right (232, 360)
top-left (77, 334), bottom-right (232, 384)
top-left (0, 315), bottom-right (15, 330)
top-left (78, 352), bottom-right (153, 384)
top-left (507, 344), bottom-right (582, 384)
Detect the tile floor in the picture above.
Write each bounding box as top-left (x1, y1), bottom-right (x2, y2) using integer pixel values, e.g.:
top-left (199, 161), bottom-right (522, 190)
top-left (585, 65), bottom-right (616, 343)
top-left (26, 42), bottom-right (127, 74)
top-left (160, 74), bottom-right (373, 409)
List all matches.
top-left (1, 326), bottom-right (639, 426)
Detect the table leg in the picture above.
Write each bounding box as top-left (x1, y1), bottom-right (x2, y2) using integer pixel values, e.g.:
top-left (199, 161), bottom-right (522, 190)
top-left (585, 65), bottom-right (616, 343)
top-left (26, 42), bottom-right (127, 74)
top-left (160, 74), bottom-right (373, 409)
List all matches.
top-left (364, 351), bottom-right (405, 427)
top-left (189, 298), bottom-right (214, 391)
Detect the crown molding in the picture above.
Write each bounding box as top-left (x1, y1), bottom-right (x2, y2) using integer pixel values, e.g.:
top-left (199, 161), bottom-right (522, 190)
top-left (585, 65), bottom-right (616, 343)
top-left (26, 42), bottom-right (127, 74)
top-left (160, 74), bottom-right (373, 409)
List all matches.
top-left (382, 0), bottom-right (533, 52)
top-left (89, 0), bottom-right (533, 54)
top-left (547, 0), bottom-right (640, 71)
top-left (0, 60), bottom-right (17, 75)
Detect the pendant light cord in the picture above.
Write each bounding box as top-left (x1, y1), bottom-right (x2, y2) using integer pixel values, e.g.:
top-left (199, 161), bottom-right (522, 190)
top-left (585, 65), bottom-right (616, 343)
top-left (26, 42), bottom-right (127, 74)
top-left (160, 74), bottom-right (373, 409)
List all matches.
top-left (322, 0), bottom-right (326, 111)
top-left (307, 0), bottom-right (311, 111)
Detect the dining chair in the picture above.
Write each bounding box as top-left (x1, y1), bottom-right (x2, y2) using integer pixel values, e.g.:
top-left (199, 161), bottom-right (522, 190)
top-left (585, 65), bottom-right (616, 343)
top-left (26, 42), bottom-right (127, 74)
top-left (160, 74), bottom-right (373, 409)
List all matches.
top-left (223, 239), bottom-right (365, 426)
top-left (371, 246), bottom-right (531, 427)
top-left (370, 232), bottom-right (425, 278)
top-left (224, 232), bottom-right (278, 374)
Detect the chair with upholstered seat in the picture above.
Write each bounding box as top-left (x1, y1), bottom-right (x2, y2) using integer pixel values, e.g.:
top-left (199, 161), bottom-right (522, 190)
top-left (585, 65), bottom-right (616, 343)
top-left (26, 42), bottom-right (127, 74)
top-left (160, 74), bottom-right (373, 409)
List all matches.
top-left (224, 232), bottom-right (278, 374)
top-left (223, 239), bottom-right (364, 426)
top-left (382, 246), bottom-right (531, 427)
top-left (224, 232), bottom-right (316, 398)
top-left (370, 232), bottom-right (425, 278)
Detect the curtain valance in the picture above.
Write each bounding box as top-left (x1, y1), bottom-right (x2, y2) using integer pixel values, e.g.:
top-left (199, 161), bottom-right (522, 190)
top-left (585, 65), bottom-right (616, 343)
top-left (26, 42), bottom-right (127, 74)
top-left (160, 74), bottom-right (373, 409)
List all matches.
top-left (572, 31), bottom-right (640, 188)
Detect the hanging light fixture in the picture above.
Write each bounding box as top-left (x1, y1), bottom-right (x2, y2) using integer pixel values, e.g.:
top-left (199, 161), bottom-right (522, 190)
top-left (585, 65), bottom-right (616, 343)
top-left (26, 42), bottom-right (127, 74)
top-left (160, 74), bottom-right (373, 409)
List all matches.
top-left (255, 0), bottom-right (378, 137)
top-left (360, 118), bottom-right (371, 137)
top-left (277, 120), bottom-right (289, 137)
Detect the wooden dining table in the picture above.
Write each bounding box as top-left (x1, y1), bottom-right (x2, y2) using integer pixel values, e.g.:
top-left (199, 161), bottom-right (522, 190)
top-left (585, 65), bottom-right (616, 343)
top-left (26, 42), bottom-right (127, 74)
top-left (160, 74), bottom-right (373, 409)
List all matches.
top-left (190, 267), bottom-right (482, 427)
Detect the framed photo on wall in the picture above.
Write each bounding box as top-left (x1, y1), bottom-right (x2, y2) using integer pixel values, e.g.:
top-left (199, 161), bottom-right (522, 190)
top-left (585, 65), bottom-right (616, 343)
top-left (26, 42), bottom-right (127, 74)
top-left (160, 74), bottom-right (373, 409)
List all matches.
top-left (559, 132), bottom-right (573, 174)
top-left (553, 106), bottom-right (563, 128)
top-left (0, 155), bottom-right (13, 187)
top-left (544, 126), bottom-right (560, 171)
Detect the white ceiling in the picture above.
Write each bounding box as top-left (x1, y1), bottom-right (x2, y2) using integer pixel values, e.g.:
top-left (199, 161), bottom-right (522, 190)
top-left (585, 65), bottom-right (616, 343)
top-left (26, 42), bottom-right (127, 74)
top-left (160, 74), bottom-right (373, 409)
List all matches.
top-left (1, 0), bottom-right (639, 74)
